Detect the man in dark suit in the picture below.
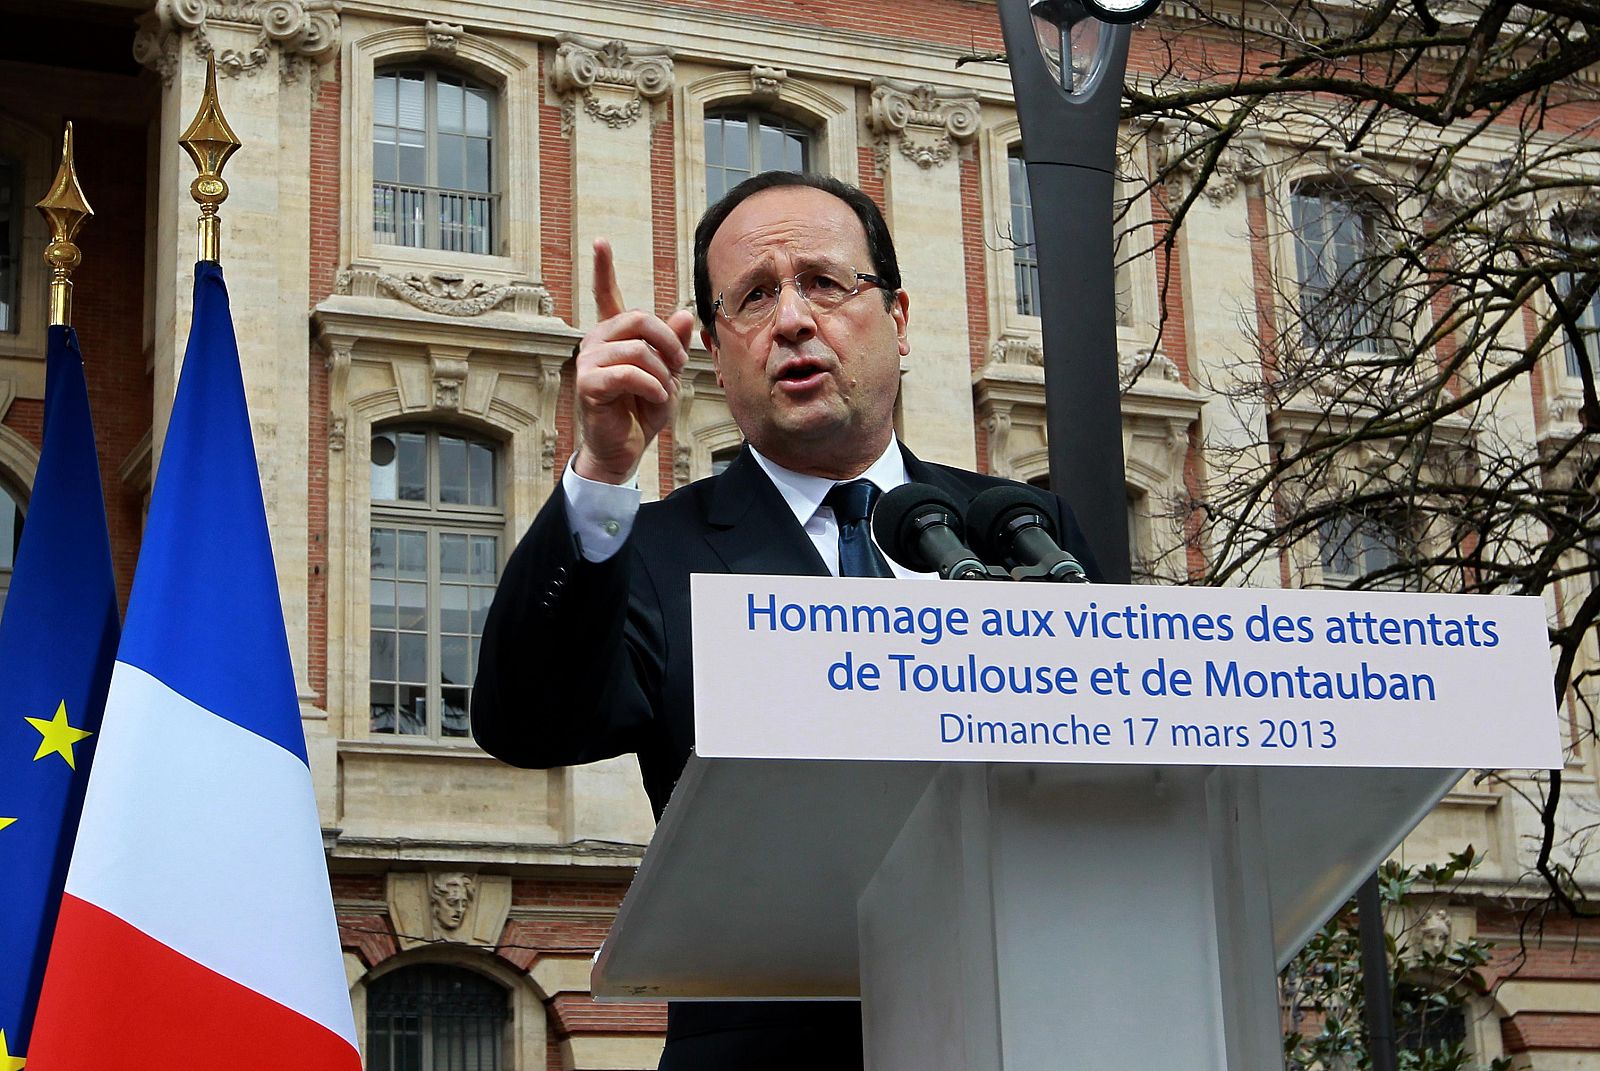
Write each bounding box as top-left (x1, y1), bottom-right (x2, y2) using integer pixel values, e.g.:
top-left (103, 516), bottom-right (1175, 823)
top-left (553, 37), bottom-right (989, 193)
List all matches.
top-left (471, 171), bottom-right (1094, 1070)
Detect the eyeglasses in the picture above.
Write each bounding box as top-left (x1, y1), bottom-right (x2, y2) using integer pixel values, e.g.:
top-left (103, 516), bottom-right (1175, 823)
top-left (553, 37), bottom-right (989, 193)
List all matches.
top-left (713, 262), bottom-right (889, 330)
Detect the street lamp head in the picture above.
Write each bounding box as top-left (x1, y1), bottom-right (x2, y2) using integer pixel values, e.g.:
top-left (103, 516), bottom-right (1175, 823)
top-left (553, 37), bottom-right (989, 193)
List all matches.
top-left (1031, 0), bottom-right (1160, 26)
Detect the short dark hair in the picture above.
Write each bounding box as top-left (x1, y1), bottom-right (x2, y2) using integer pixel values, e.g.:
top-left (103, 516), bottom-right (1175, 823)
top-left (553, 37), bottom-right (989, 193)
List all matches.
top-left (692, 171), bottom-right (902, 337)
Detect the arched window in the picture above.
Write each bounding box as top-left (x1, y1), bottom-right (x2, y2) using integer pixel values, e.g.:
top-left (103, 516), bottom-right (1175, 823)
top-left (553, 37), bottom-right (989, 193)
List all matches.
top-left (0, 480), bottom-right (22, 617)
top-left (704, 109), bottom-right (812, 203)
top-left (710, 444), bottom-right (741, 477)
top-left (369, 427), bottom-right (501, 739)
top-left (373, 67), bottom-right (497, 254)
top-left (366, 964), bottom-right (509, 1071)
top-left (1290, 181), bottom-right (1398, 355)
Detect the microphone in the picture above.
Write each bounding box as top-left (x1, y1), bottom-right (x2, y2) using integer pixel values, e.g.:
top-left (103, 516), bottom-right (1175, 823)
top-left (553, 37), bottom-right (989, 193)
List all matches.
top-left (966, 485), bottom-right (1090, 583)
top-left (871, 483), bottom-right (994, 580)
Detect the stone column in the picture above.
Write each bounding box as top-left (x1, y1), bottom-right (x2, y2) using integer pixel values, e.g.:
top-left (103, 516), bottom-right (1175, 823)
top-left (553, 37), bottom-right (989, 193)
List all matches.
top-left (134, 0), bottom-right (335, 698)
top-left (550, 35), bottom-right (673, 502)
top-left (867, 78), bottom-right (980, 470)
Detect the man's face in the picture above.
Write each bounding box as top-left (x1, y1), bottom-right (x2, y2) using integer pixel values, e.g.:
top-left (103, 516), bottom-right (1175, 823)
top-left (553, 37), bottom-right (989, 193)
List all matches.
top-left (703, 186), bottom-right (910, 479)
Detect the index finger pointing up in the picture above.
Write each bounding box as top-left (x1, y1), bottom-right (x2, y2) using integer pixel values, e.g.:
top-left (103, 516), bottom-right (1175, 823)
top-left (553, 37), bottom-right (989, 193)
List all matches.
top-left (593, 237), bottom-right (626, 322)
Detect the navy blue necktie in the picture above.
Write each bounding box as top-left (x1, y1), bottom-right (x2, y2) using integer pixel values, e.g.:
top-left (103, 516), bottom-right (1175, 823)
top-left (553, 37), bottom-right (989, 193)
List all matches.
top-left (825, 479), bottom-right (894, 578)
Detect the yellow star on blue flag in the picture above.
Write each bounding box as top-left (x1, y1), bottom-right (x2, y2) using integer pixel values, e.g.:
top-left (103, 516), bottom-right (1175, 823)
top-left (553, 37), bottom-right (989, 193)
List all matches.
top-left (24, 702), bottom-right (92, 770)
top-left (0, 1027), bottom-right (28, 1071)
top-left (0, 325), bottom-right (119, 1060)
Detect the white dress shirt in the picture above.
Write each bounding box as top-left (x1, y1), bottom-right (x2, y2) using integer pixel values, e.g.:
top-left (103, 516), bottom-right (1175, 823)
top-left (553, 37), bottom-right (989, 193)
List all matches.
top-left (561, 436), bottom-right (936, 578)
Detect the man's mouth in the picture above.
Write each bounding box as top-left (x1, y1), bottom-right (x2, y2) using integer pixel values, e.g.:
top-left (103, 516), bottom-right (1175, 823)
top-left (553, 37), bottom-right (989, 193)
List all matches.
top-left (774, 357), bottom-right (831, 390)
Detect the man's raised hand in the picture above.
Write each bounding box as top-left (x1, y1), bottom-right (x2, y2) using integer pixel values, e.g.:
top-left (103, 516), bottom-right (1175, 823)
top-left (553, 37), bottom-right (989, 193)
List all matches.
top-left (571, 238), bottom-right (696, 484)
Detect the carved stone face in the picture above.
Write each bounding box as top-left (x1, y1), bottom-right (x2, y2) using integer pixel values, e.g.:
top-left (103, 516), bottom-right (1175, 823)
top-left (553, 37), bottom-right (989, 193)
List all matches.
top-left (430, 873), bottom-right (476, 931)
top-left (1417, 908), bottom-right (1452, 957)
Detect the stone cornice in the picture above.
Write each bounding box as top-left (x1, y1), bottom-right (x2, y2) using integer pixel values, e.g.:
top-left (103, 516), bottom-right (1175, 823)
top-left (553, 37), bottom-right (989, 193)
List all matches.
top-left (867, 78), bottom-right (980, 169)
top-left (550, 34), bottom-right (674, 131)
top-left (134, 0), bottom-right (341, 83)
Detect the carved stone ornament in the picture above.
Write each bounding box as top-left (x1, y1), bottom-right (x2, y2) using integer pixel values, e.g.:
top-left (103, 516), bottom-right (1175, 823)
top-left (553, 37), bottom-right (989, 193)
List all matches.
top-left (336, 267), bottom-right (556, 317)
top-left (750, 65), bottom-right (787, 103)
top-left (1426, 158), bottom-right (1537, 234)
top-left (1119, 349), bottom-right (1182, 388)
top-left (1154, 121), bottom-right (1263, 204)
top-left (430, 351), bottom-right (469, 410)
top-left (1549, 392), bottom-right (1584, 426)
top-left (550, 35), bottom-right (674, 132)
top-left (387, 871), bottom-right (512, 949)
top-left (866, 79), bottom-right (980, 169)
top-left (1328, 148), bottom-right (1366, 182)
top-left (989, 335), bottom-right (1044, 367)
top-left (134, 0), bottom-right (340, 85)
top-left (425, 20), bottom-right (464, 54)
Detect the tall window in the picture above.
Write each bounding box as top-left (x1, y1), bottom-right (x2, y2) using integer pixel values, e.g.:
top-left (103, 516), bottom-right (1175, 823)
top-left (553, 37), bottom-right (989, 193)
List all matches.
top-left (0, 482), bottom-right (22, 618)
top-left (1557, 216), bottom-right (1600, 378)
top-left (370, 428), bottom-right (500, 739)
top-left (374, 68), bottom-right (496, 254)
top-left (0, 155), bottom-right (20, 332)
top-left (1291, 183), bottom-right (1397, 355)
top-left (705, 109), bottom-right (811, 203)
top-left (1008, 149), bottom-right (1041, 317)
top-left (367, 965), bottom-right (508, 1071)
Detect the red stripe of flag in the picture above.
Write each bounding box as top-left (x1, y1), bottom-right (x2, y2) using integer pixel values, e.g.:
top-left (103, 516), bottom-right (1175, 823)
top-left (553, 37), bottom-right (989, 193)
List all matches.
top-left (26, 895), bottom-right (360, 1071)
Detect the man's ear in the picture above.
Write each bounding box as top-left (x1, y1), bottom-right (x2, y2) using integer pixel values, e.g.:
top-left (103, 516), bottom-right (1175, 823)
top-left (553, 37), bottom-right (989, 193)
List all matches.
top-left (892, 290), bottom-right (911, 357)
top-left (703, 328), bottom-right (725, 387)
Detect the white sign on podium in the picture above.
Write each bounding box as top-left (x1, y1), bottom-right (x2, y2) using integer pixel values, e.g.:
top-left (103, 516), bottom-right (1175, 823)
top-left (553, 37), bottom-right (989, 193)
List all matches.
top-left (691, 576), bottom-right (1558, 768)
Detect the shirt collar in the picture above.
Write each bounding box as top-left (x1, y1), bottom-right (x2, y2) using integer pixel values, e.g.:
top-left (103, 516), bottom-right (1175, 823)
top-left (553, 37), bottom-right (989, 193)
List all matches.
top-left (747, 435), bottom-right (909, 529)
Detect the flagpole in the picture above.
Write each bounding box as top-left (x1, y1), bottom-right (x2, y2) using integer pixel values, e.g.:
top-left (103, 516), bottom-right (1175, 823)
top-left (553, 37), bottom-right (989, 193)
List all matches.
top-left (36, 122), bottom-right (93, 328)
top-left (179, 56), bottom-right (240, 265)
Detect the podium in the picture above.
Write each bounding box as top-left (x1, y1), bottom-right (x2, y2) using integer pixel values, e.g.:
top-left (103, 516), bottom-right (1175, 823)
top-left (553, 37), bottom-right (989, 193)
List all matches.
top-left (591, 577), bottom-right (1556, 1070)
top-left (593, 755), bottom-right (1457, 1069)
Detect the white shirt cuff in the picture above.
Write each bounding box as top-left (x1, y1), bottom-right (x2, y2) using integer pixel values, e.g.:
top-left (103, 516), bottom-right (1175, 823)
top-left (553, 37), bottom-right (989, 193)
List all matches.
top-left (562, 464), bottom-right (641, 563)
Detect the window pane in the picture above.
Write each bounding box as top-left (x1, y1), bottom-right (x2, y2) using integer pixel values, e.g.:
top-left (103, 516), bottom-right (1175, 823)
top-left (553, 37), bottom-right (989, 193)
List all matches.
top-left (440, 633), bottom-right (470, 686)
top-left (397, 530), bottom-right (427, 580)
top-left (370, 630), bottom-right (396, 683)
top-left (396, 72), bottom-right (426, 131)
top-left (397, 432), bottom-right (427, 501)
top-left (374, 72), bottom-right (397, 125)
top-left (465, 138), bottom-right (491, 196)
top-left (465, 86), bottom-right (492, 136)
top-left (398, 684), bottom-right (427, 735)
top-left (468, 442), bottom-right (495, 506)
top-left (440, 687), bottom-right (470, 738)
top-left (371, 527), bottom-right (396, 577)
top-left (397, 630), bottom-right (427, 682)
top-left (440, 534), bottom-right (468, 581)
top-left (370, 580), bottom-right (397, 629)
top-left (721, 115), bottom-right (750, 170)
top-left (396, 582), bottom-right (427, 630)
top-left (440, 585), bottom-right (469, 634)
top-left (370, 682), bottom-right (398, 735)
top-left (371, 434), bottom-right (400, 500)
top-left (439, 435), bottom-right (468, 504)
top-left (368, 966), bottom-right (508, 1071)
top-left (437, 75), bottom-right (464, 134)
top-left (437, 133), bottom-right (465, 191)
top-left (469, 536), bottom-right (496, 581)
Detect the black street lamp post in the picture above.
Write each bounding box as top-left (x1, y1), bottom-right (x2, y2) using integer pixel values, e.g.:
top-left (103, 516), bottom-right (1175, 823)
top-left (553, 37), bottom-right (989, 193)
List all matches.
top-left (997, 0), bottom-right (1157, 585)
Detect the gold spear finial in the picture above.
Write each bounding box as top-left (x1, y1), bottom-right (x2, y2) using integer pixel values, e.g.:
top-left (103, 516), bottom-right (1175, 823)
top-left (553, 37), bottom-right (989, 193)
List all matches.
top-left (179, 56), bottom-right (240, 263)
top-left (36, 122), bottom-right (93, 327)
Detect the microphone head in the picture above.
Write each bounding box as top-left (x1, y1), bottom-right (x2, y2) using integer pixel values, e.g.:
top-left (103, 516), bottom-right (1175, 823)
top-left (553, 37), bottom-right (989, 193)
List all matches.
top-left (872, 483), bottom-right (967, 573)
top-left (966, 485), bottom-right (1059, 565)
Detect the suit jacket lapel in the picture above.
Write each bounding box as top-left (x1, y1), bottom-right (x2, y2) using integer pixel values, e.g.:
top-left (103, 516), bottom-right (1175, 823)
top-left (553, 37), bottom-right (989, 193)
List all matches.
top-left (703, 446), bottom-right (829, 576)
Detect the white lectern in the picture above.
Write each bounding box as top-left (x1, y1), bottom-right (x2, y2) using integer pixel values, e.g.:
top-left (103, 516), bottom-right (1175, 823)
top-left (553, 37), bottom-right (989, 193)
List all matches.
top-left (591, 578), bottom-right (1557, 1070)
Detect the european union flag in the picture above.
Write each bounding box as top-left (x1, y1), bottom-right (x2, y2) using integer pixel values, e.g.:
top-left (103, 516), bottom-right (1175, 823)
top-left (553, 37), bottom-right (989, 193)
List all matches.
top-left (0, 325), bottom-right (118, 1065)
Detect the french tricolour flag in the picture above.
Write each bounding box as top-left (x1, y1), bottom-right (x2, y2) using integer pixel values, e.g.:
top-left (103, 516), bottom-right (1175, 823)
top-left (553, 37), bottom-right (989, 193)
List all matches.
top-left (26, 263), bottom-right (360, 1069)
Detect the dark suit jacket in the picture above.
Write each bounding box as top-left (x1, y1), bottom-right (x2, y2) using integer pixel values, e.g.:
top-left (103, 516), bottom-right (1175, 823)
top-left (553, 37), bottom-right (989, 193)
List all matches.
top-left (470, 443), bottom-right (1097, 1068)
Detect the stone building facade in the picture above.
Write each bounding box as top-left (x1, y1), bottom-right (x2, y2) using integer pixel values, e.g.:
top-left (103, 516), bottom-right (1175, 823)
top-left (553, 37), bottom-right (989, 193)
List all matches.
top-left (0, 0), bottom-right (1597, 1067)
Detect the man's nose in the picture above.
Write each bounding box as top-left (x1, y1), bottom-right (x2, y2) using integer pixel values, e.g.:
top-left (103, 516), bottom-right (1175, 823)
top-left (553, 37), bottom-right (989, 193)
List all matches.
top-left (770, 281), bottom-right (818, 341)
